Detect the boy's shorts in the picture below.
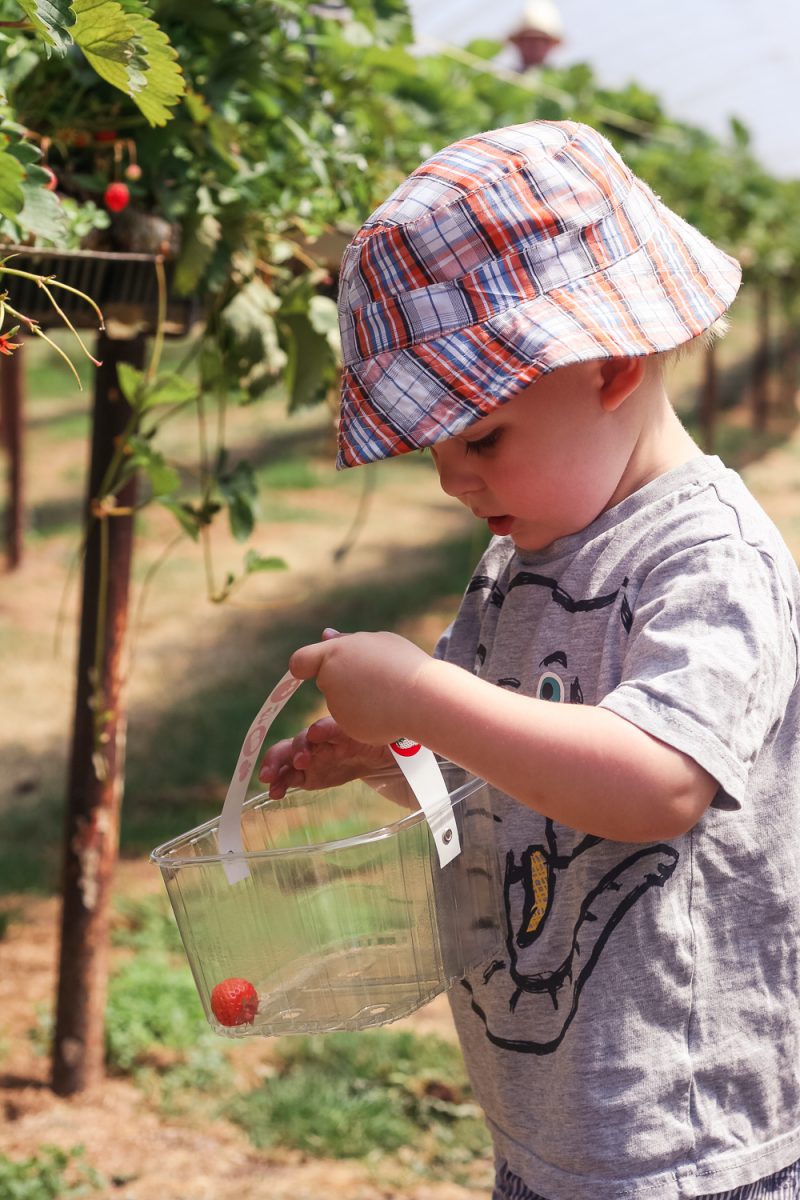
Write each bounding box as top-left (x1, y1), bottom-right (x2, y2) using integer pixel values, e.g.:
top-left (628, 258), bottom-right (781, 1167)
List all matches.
top-left (493, 1157), bottom-right (800, 1199)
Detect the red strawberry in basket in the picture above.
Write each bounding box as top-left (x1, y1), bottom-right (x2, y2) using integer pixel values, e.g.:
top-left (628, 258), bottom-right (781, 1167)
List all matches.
top-left (210, 977), bottom-right (258, 1026)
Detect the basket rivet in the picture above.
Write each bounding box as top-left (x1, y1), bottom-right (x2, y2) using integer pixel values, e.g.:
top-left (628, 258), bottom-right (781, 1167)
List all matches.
top-left (442, 829), bottom-right (453, 845)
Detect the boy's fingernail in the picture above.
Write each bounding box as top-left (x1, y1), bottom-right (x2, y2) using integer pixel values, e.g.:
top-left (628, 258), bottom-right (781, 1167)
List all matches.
top-left (322, 627), bottom-right (340, 638)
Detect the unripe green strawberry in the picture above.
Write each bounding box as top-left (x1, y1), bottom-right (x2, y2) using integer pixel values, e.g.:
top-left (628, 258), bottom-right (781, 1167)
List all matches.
top-left (210, 977), bottom-right (258, 1026)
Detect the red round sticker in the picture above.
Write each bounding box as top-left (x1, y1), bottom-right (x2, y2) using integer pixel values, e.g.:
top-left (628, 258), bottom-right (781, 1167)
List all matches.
top-left (391, 738), bottom-right (421, 757)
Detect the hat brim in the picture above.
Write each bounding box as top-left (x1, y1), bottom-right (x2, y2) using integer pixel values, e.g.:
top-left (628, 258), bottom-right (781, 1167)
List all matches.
top-left (336, 202), bottom-right (741, 469)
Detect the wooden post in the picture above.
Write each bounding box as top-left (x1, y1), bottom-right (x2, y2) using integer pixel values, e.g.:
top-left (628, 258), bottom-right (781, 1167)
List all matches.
top-left (52, 332), bottom-right (145, 1096)
top-left (1, 346), bottom-right (24, 569)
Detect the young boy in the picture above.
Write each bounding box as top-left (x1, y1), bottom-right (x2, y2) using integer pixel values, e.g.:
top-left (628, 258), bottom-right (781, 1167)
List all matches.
top-left (259, 122), bottom-right (800, 1199)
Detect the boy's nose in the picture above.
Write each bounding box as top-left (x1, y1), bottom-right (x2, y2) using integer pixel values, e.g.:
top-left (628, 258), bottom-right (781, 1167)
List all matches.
top-left (431, 446), bottom-right (482, 502)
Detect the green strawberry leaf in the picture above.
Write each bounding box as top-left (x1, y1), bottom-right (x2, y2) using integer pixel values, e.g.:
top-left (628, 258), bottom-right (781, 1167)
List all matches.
top-left (173, 211), bottom-right (221, 295)
top-left (0, 125), bottom-right (66, 237)
top-left (13, 180), bottom-right (67, 242)
top-left (4, 137), bottom-right (43, 169)
top-left (159, 498), bottom-right (201, 541)
top-left (139, 371), bottom-right (197, 410)
top-left (72, 0), bottom-right (184, 126)
top-left (116, 361), bottom-right (146, 406)
top-left (72, 0), bottom-right (143, 91)
top-left (218, 459), bottom-right (258, 543)
top-left (124, 9), bottom-right (185, 126)
top-left (243, 549), bottom-right (286, 574)
top-left (126, 434), bottom-right (180, 497)
top-left (117, 363), bottom-right (196, 413)
top-left (0, 145), bottom-right (26, 217)
top-left (280, 309), bottom-right (338, 410)
top-left (218, 278), bottom-right (288, 397)
top-left (17, 0), bottom-right (76, 54)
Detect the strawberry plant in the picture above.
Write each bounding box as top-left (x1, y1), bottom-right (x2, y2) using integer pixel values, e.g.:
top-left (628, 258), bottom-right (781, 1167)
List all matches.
top-left (0, 0), bottom-right (184, 244)
top-left (0, 1146), bottom-right (104, 1198)
top-left (0, 0), bottom-right (185, 385)
top-left (0, 1), bottom-right (425, 592)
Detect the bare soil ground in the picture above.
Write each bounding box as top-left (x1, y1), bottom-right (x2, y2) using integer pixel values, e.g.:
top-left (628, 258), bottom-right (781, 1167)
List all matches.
top-left (2, 377), bottom-right (799, 1200)
top-left (0, 862), bottom-right (476, 1200)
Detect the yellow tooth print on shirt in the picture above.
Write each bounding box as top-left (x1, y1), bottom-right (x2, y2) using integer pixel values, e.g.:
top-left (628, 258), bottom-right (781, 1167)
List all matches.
top-left (527, 849), bottom-right (550, 934)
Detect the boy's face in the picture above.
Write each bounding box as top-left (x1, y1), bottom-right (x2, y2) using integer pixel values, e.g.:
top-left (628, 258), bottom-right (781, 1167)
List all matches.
top-left (429, 362), bottom-right (643, 552)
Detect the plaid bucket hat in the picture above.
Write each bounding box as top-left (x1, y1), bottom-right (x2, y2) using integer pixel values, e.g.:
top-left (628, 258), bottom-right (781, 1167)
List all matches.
top-left (336, 120), bottom-right (741, 468)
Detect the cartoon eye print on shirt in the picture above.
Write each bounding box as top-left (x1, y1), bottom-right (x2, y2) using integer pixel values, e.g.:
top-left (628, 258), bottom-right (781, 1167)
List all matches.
top-left (536, 671), bottom-right (563, 702)
top-left (534, 650), bottom-right (583, 704)
top-left (461, 592), bottom-right (679, 1057)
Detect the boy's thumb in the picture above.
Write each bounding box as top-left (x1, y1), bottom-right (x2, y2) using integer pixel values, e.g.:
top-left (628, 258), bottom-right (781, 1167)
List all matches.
top-left (289, 643), bottom-right (325, 681)
top-left (322, 627), bottom-right (342, 640)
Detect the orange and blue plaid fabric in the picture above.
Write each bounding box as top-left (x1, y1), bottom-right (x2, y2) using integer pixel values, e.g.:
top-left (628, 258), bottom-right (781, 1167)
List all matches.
top-left (336, 121), bottom-right (741, 468)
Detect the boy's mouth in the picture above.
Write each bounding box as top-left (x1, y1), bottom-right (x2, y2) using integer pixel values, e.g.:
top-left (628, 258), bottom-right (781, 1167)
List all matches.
top-left (487, 515), bottom-right (514, 536)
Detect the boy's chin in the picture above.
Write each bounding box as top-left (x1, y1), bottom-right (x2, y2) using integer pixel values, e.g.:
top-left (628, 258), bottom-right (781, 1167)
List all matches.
top-left (508, 522), bottom-right (562, 554)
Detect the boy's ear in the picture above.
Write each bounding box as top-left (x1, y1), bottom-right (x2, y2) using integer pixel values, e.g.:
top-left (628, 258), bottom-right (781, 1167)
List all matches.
top-left (598, 357), bottom-right (646, 412)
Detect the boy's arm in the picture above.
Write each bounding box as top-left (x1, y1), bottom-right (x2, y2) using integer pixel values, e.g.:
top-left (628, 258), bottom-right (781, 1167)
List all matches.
top-left (291, 631), bottom-right (718, 843)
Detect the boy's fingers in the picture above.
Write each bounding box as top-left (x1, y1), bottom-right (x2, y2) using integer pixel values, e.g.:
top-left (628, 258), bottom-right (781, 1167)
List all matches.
top-left (291, 730), bottom-right (310, 756)
top-left (289, 641), bottom-right (329, 681)
top-left (259, 760), bottom-right (286, 782)
top-left (259, 737), bottom-right (291, 781)
top-left (258, 764), bottom-right (274, 782)
top-left (307, 716), bottom-right (341, 743)
top-left (268, 764), bottom-right (302, 798)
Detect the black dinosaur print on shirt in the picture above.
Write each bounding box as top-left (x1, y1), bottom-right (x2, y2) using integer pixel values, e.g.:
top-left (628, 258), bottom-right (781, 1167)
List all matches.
top-left (459, 569), bottom-right (676, 1055)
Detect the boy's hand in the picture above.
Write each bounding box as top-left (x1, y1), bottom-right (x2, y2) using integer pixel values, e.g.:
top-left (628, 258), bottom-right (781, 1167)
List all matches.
top-left (258, 715), bottom-right (392, 799)
top-left (288, 630), bottom-right (432, 746)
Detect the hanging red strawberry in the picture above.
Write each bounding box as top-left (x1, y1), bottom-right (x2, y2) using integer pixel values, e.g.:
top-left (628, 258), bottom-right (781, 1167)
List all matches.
top-left (104, 181), bottom-right (130, 213)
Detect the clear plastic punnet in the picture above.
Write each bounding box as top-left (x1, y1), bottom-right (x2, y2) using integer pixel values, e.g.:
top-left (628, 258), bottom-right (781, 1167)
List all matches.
top-left (150, 672), bottom-right (503, 1038)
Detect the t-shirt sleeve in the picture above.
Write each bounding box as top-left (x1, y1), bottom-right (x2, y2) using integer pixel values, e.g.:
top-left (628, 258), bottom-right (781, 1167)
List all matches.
top-left (598, 537), bottom-right (797, 809)
top-left (433, 621), bottom-right (454, 661)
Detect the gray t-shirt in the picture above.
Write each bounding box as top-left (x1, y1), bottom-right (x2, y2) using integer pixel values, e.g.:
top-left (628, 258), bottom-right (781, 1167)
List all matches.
top-left (437, 455), bottom-right (800, 1199)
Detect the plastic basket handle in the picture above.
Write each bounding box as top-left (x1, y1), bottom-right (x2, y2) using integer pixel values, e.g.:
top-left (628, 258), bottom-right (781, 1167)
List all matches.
top-left (218, 671), bottom-right (461, 885)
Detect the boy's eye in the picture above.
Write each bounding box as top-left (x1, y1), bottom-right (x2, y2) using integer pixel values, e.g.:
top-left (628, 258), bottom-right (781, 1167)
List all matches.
top-left (465, 429), bottom-right (501, 455)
